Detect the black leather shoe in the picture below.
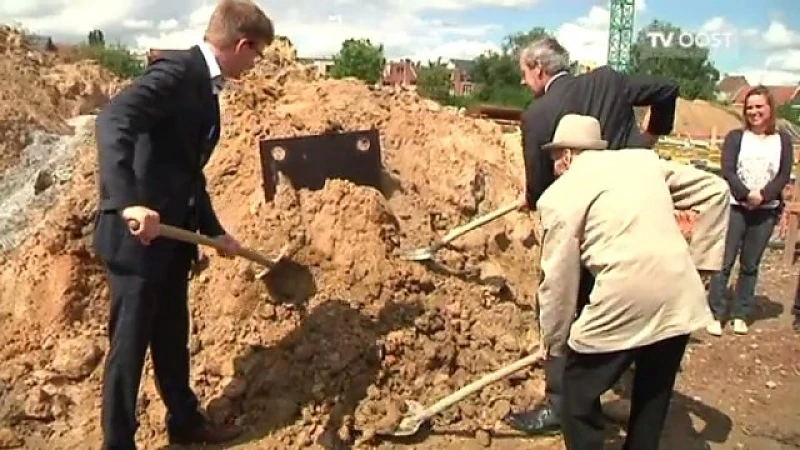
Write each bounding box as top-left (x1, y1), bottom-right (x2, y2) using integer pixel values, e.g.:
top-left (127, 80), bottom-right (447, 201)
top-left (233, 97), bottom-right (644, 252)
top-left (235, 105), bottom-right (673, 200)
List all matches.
top-left (503, 403), bottom-right (561, 435)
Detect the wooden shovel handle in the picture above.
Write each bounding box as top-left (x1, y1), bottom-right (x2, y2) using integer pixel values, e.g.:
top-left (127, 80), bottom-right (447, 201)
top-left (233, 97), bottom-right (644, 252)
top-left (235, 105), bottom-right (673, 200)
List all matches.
top-left (438, 200), bottom-right (521, 245)
top-left (412, 352), bottom-right (543, 422)
top-left (159, 225), bottom-right (279, 267)
top-left (128, 220), bottom-right (277, 268)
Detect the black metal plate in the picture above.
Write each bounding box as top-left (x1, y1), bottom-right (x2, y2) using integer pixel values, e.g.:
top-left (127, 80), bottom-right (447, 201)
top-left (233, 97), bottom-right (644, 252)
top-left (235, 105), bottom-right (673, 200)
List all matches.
top-left (258, 129), bottom-right (383, 202)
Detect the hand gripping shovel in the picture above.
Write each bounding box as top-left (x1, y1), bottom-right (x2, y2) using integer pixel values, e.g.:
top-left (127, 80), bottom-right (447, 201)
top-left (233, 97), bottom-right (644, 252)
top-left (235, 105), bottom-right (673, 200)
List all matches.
top-left (129, 220), bottom-right (288, 272)
top-left (400, 200), bottom-right (522, 262)
top-left (377, 352), bottom-right (543, 437)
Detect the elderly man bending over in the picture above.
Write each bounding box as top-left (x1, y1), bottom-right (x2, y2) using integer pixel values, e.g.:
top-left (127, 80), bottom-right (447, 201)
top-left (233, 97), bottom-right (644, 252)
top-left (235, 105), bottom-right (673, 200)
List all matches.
top-left (533, 114), bottom-right (730, 450)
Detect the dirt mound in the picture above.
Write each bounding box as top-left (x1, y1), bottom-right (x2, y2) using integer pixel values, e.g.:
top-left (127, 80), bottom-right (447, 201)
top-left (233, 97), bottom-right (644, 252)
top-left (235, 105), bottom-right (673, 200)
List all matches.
top-left (639, 98), bottom-right (742, 139)
top-left (0, 40), bottom-right (543, 449)
top-left (0, 26), bottom-right (123, 174)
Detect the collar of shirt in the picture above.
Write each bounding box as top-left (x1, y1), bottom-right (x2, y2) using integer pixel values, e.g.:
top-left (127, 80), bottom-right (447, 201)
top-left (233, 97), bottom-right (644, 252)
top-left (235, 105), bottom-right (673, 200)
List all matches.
top-left (198, 42), bottom-right (224, 94)
top-left (544, 70), bottom-right (569, 93)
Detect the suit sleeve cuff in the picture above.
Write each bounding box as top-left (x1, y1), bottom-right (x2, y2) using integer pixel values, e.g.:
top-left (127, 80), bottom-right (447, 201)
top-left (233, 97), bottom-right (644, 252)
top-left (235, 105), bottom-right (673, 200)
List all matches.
top-left (104, 194), bottom-right (139, 211)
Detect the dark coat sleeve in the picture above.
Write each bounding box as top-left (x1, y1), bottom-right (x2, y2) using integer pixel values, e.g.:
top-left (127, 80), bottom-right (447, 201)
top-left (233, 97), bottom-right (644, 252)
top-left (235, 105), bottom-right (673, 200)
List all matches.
top-left (95, 58), bottom-right (187, 211)
top-left (521, 105), bottom-right (556, 209)
top-left (196, 172), bottom-right (226, 236)
top-left (720, 129), bottom-right (749, 201)
top-left (623, 73), bottom-right (679, 136)
top-left (762, 130), bottom-right (794, 202)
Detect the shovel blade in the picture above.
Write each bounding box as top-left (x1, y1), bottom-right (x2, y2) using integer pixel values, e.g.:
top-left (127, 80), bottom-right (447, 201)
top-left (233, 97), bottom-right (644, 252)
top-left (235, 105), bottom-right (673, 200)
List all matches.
top-left (376, 400), bottom-right (427, 437)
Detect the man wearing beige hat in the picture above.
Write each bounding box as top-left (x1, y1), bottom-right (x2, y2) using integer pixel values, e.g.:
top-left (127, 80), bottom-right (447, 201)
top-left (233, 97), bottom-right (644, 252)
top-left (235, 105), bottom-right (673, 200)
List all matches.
top-left (533, 114), bottom-right (729, 449)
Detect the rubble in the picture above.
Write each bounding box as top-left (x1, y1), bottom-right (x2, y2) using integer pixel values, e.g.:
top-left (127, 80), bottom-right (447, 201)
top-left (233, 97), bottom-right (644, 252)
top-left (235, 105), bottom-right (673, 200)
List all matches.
top-left (0, 26), bottom-right (123, 173)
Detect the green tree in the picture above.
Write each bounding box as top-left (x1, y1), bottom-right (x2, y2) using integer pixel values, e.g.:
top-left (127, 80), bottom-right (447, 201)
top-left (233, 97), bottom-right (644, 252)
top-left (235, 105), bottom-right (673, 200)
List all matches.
top-left (329, 38), bottom-right (385, 85)
top-left (468, 27), bottom-right (551, 108)
top-left (88, 29), bottom-right (105, 47)
top-left (630, 20), bottom-right (720, 100)
top-left (778, 103), bottom-right (800, 125)
top-left (501, 27), bottom-right (550, 55)
top-left (81, 42), bottom-right (144, 79)
top-left (416, 58), bottom-right (452, 104)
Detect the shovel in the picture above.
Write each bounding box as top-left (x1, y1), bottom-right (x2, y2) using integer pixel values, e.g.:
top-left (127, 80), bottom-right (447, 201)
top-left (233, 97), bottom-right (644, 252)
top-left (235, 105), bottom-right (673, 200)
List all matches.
top-left (400, 200), bottom-right (522, 261)
top-left (129, 220), bottom-right (289, 271)
top-left (377, 352), bottom-right (543, 437)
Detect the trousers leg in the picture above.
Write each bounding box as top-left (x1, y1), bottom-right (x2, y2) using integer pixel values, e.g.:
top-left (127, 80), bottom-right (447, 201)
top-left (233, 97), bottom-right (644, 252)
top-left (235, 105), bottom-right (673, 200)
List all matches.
top-left (149, 245), bottom-right (205, 433)
top-left (733, 210), bottom-right (777, 320)
top-left (562, 347), bottom-right (634, 450)
top-left (707, 207), bottom-right (746, 320)
top-left (543, 356), bottom-right (565, 413)
top-left (101, 270), bottom-right (158, 450)
top-left (622, 334), bottom-right (689, 450)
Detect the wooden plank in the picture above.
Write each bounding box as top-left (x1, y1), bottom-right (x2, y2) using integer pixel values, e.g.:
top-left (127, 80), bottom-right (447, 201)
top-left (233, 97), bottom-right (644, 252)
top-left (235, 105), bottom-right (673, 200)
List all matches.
top-left (783, 177), bottom-right (800, 265)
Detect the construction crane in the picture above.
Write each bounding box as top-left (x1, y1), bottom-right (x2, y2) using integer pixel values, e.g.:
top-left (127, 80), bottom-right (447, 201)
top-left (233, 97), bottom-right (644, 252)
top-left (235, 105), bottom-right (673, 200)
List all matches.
top-left (607, 0), bottom-right (635, 73)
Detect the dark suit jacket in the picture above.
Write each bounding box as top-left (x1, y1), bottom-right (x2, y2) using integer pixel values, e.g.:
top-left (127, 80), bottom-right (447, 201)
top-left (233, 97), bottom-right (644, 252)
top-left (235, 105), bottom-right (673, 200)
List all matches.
top-left (93, 45), bottom-right (225, 278)
top-left (721, 128), bottom-right (794, 205)
top-left (522, 65), bottom-right (680, 208)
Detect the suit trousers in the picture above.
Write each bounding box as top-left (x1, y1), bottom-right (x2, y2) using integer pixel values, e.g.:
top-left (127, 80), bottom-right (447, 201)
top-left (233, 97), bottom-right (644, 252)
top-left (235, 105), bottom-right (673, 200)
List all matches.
top-left (101, 243), bottom-right (204, 450)
top-left (561, 333), bottom-right (689, 450)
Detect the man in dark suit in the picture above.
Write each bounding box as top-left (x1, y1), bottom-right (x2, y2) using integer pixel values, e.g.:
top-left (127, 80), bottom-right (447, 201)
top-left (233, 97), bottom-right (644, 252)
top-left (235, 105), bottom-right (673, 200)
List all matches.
top-left (92, 1), bottom-right (274, 448)
top-left (503, 37), bottom-right (679, 435)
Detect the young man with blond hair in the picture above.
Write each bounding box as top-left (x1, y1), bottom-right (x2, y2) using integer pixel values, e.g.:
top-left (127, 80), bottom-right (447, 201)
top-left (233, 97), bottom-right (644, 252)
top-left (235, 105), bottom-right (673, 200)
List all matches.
top-left (93, 1), bottom-right (273, 448)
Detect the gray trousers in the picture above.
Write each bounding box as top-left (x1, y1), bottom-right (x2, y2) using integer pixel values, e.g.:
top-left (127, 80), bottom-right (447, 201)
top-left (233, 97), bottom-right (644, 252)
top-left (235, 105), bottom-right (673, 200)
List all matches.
top-left (707, 205), bottom-right (778, 320)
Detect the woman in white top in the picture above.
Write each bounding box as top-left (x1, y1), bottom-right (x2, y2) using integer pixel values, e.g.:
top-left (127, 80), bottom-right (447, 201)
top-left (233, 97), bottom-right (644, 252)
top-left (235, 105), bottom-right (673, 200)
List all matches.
top-left (706, 86), bottom-right (794, 336)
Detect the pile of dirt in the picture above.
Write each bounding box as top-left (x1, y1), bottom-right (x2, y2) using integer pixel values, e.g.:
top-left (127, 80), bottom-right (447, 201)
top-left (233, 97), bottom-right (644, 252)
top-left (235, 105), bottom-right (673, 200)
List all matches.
top-left (0, 39), bottom-right (544, 449)
top-left (639, 98), bottom-right (743, 139)
top-left (0, 26), bottom-right (123, 174)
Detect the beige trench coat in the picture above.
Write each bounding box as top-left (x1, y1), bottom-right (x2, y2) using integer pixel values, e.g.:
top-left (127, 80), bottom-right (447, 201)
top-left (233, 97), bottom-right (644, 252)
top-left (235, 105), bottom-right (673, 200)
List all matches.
top-left (536, 149), bottom-right (730, 356)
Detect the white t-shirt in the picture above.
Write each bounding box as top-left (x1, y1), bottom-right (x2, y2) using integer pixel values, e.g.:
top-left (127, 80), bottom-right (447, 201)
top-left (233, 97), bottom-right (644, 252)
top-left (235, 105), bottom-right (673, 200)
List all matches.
top-left (731, 130), bottom-right (782, 209)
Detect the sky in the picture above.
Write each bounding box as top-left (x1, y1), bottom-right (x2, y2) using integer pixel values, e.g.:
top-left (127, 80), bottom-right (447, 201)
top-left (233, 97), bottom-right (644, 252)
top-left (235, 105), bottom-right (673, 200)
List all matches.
top-left (1, 0), bottom-right (799, 85)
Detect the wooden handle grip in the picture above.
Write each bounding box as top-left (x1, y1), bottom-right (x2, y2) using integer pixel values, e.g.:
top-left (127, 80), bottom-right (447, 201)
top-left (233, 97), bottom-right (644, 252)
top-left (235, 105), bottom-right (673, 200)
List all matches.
top-left (128, 220), bottom-right (277, 267)
top-left (414, 352), bottom-right (542, 422)
top-left (439, 200), bottom-right (521, 245)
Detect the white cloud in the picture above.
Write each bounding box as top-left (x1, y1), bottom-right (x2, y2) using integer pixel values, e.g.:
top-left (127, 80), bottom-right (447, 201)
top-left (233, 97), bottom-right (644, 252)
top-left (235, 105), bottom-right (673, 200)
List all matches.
top-left (762, 21), bottom-right (800, 50)
top-left (553, 9), bottom-right (799, 88)
top-left (552, 0), bottom-right (646, 66)
top-left (554, 6), bottom-right (609, 66)
top-left (0, 0), bottom-right (526, 61)
top-left (730, 21), bottom-right (800, 86)
top-left (736, 69), bottom-right (799, 86)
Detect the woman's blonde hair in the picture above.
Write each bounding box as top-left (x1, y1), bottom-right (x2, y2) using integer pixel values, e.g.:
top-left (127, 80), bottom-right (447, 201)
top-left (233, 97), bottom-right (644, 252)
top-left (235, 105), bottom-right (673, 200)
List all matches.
top-left (741, 85), bottom-right (777, 135)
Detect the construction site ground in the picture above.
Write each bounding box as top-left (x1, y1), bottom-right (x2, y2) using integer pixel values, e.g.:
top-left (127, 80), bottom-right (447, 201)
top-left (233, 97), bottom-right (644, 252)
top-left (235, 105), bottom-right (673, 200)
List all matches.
top-left (0, 27), bottom-right (797, 450)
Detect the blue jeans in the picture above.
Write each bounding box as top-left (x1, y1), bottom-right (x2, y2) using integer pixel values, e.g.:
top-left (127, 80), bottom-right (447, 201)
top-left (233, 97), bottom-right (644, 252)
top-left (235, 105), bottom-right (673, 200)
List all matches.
top-left (707, 205), bottom-right (778, 321)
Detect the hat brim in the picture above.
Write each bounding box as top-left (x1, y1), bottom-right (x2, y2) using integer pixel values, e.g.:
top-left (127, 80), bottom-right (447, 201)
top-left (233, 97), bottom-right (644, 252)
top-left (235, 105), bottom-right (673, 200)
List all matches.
top-left (542, 139), bottom-right (608, 151)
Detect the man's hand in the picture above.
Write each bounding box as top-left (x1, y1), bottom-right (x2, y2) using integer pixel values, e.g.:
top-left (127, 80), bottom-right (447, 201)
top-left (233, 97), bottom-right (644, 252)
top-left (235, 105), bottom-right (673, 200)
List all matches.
top-left (641, 130), bottom-right (658, 148)
top-left (121, 206), bottom-right (160, 245)
top-left (212, 234), bottom-right (242, 258)
top-left (746, 190), bottom-right (763, 208)
top-left (674, 210), bottom-right (696, 240)
top-left (698, 269), bottom-right (715, 290)
top-left (517, 193), bottom-right (529, 212)
top-left (532, 344), bottom-right (549, 361)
